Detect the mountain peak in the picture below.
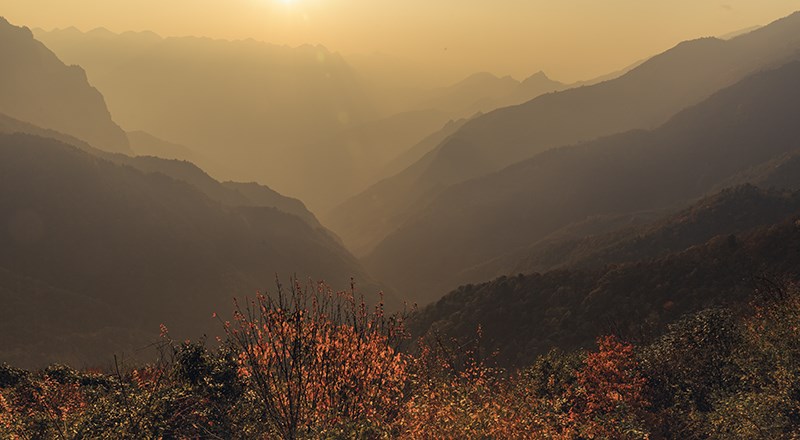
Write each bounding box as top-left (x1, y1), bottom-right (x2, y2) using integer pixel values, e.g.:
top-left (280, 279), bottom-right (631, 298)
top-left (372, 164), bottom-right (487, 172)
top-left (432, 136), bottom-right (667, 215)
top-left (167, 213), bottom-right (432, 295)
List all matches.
top-left (525, 70), bottom-right (549, 81)
top-left (521, 70), bottom-right (561, 87)
top-left (460, 71), bottom-right (501, 83)
top-left (0, 18), bottom-right (131, 153)
top-left (87, 26), bottom-right (115, 37)
top-left (451, 72), bottom-right (520, 90)
top-left (0, 16), bottom-right (33, 39)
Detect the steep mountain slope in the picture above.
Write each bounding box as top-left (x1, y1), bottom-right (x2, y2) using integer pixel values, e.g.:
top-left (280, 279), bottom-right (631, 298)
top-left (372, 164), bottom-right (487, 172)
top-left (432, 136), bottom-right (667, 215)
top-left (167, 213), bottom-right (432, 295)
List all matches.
top-left (331, 12), bottom-right (800, 255)
top-left (0, 111), bottom-right (325, 232)
top-left (34, 27), bottom-right (374, 200)
top-left (116, 157), bottom-right (327, 231)
top-left (381, 119), bottom-right (469, 179)
top-left (410, 212), bottom-right (800, 367)
top-left (221, 181), bottom-right (325, 231)
top-left (0, 18), bottom-right (129, 153)
top-left (0, 133), bottom-right (392, 367)
top-left (287, 109), bottom-right (453, 211)
top-left (366, 60), bottom-right (800, 304)
top-left (325, 117), bottom-right (470, 256)
top-left (125, 130), bottom-right (236, 189)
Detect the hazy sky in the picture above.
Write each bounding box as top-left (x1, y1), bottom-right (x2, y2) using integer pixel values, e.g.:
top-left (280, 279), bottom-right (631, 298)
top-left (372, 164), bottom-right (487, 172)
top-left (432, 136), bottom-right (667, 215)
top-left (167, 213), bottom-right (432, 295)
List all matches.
top-left (5, 1), bottom-right (800, 83)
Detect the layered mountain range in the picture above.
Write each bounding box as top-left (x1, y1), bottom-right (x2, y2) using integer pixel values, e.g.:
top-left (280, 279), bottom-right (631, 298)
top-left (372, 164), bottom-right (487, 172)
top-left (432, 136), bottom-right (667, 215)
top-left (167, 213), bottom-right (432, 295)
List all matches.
top-left (4, 10), bottom-right (800, 373)
top-left (328, 12), bottom-right (800, 260)
top-left (314, 13), bottom-right (800, 305)
top-left (34, 27), bottom-right (574, 210)
top-left (0, 19), bottom-right (395, 367)
top-left (367, 58), bottom-right (800, 303)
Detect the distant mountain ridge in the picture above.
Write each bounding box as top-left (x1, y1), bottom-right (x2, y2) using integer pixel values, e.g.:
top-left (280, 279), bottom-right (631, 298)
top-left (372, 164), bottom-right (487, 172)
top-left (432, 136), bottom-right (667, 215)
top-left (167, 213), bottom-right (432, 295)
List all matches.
top-left (417, 71), bottom-right (566, 117)
top-left (34, 26), bottom-right (375, 201)
top-left (0, 18), bottom-right (130, 153)
top-left (366, 59), bottom-right (800, 304)
top-left (126, 130), bottom-right (200, 163)
top-left (328, 12), bottom-right (800, 257)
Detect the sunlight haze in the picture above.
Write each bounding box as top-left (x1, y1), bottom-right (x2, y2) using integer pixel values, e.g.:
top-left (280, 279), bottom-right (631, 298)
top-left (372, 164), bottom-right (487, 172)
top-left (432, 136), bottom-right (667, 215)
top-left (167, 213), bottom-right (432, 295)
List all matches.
top-left (5, 0), bottom-right (799, 83)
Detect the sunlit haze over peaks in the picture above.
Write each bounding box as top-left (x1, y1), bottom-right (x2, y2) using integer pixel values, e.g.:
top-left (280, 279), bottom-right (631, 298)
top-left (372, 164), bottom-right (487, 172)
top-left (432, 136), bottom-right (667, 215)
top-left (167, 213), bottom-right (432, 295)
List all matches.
top-left (5, 0), bottom-right (800, 434)
top-left (5, 0), bottom-right (799, 84)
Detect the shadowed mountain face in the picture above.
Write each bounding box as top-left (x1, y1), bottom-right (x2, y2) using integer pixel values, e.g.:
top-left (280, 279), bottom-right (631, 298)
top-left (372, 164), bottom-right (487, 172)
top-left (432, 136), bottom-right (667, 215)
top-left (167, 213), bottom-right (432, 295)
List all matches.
top-left (328, 12), bottom-right (800, 256)
top-left (0, 18), bottom-right (130, 153)
top-left (365, 60), bottom-right (800, 304)
top-left (0, 133), bottom-right (394, 367)
top-left (103, 155), bottom-right (327, 232)
top-left (0, 110), bottom-right (324, 233)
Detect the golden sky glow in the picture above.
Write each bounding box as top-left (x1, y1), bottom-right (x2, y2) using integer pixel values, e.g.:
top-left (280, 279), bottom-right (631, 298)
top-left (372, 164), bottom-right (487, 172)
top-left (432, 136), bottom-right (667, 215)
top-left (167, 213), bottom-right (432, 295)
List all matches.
top-left (5, 0), bottom-right (800, 83)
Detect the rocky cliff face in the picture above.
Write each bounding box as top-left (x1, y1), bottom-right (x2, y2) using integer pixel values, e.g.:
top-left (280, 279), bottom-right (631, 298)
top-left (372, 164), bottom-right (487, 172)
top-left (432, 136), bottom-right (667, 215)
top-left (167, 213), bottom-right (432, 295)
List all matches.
top-left (0, 18), bottom-right (130, 153)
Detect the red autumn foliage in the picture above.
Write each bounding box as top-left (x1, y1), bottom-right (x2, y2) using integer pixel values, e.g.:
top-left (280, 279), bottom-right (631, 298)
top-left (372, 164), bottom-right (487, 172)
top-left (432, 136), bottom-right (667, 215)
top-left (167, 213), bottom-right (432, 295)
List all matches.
top-left (566, 335), bottom-right (649, 439)
top-left (224, 280), bottom-right (410, 438)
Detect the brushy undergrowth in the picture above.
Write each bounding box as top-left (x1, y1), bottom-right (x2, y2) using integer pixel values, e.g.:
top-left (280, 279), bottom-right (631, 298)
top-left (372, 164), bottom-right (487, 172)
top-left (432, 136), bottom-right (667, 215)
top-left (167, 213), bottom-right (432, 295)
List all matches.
top-left (1, 280), bottom-right (799, 439)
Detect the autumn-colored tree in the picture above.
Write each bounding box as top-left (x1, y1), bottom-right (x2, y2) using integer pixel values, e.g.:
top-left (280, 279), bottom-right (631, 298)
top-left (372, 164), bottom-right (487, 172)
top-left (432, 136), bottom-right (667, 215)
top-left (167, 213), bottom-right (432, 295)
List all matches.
top-left (224, 279), bottom-right (409, 439)
top-left (566, 335), bottom-right (649, 439)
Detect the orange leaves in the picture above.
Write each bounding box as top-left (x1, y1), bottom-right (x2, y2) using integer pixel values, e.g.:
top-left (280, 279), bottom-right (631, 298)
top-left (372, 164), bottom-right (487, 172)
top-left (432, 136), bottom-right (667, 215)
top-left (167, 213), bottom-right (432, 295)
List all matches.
top-left (396, 334), bottom-right (653, 439)
top-left (0, 277), bottom-right (678, 439)
top-left (0, 371), bottom-right (89, 439)
top-left (35, 376), bottom-right (87, 423)
top-left (566, 335), bottom-right (649, 439)
top-left (399, 334), bottom-right (565, 440)
top-left (577, 336), bottom-right (646, 414)
top-left (0, 392), bottom-right (14, 432)
top-left (224, 280), bottom-right (410, 437)
top-left (131, 365), bottom-right (165, 390)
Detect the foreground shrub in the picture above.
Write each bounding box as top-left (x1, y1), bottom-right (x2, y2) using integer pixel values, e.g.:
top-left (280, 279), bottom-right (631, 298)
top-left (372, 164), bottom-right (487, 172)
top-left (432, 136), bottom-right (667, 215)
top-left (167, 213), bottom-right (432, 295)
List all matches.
top-left (2, 281), bottom-right (800, 438)
top-left (225, 280), bottom-right (410, 439)
top-left (567, 335), bottom-right (649, 439)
